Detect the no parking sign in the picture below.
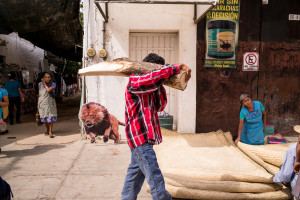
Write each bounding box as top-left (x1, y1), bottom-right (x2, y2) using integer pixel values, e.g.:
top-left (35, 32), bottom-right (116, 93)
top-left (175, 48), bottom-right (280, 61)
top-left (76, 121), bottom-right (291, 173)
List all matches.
top-left (243, 52), bottom-right (259, 71)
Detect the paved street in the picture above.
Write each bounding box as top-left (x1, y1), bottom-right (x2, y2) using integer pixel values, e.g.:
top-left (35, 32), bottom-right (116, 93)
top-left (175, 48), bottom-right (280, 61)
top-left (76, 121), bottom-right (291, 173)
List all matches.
top-left (1, 94), bottom-right (298, 200)
top-left (0, 94), bottom-right (151, 200)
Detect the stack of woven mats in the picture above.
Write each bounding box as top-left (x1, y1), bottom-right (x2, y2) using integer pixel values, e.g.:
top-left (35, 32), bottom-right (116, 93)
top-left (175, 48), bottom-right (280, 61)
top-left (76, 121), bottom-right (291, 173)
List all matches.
top-left (153, 129), bottom-right (293, 200)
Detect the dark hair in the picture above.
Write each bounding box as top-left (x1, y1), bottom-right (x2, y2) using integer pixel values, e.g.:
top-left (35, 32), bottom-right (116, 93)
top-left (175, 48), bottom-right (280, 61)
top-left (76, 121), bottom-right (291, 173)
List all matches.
top-left (37, 72), bottom-right (56, 84)
top-left (143, 53), bottom-right (165, 65)
top-left (8, 72), bottom-right (16, 80)
top-left (43, 72), bottom-right (52, 79)
top-left (0, 177), bottom-right (13, 200)
top-left (35, 71), bottom-right (57, 96)
top-left (240, 94), bottom-right (251, 110)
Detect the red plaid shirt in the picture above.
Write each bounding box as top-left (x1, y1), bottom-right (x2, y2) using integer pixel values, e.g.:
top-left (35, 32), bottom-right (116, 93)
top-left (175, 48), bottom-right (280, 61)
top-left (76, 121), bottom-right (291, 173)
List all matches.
top-left (125, 64), bottom-right (180, 149)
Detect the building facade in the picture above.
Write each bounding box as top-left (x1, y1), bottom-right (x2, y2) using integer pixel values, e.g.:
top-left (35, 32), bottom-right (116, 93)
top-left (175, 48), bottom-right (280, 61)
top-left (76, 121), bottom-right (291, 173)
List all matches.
top-left (83, 0), bottom-right (300, 136)
top-left (0, 33), bottom-right (45, 84)
top-left (83, 1), bottom-right (216, 134)
top-left (196, 0), bottom-right (300, 136)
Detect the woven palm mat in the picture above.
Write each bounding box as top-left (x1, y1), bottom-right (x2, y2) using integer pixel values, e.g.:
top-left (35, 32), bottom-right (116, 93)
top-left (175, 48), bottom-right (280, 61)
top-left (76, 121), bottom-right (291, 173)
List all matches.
top-left (238, 142), bottom-right (293, 168)
top-left (153, 129), bottom-right (292, 199)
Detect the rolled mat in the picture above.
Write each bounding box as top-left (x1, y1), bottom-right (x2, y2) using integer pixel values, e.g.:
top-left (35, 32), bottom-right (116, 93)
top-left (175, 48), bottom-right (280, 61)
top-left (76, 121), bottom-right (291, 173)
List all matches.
top-left (165, 184), bottom-right (292, 200)
top-left (155, 129), bottom-right (273, 183)
top-left (164, 177), bottom-right (282, 193)
top-left (237, 142), bottom-right (280, 175)
top-left (237, 142), bottom-right (293, 167)
top-left (152, 129), bottom-right (292, 199)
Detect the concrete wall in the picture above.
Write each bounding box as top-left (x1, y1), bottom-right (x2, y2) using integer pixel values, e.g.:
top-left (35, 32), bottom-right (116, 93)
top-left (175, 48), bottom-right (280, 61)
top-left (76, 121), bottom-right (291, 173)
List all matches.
top-left (0, 33), bottom-right (45, 83)
top-left (83, 1), bottom-right (202, 133)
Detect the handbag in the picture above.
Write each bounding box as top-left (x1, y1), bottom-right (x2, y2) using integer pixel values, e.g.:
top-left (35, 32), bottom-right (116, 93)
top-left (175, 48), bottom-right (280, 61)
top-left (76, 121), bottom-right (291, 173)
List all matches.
top-left (35, 111), bottom-right (43, 126)
top-left (2, 106), bottom-right (8, 120)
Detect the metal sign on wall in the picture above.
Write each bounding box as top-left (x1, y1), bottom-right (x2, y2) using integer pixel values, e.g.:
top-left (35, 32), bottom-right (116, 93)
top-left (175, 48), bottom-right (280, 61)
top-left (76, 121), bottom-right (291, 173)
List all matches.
top-left (243, 52), bottom-right (259, 71)
top-left (204, 0), bottom-right (241, 68)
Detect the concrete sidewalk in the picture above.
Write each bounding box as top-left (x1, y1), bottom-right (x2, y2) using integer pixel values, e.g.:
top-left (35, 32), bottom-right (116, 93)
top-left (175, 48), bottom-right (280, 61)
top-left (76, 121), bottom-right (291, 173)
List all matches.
top-left (0, 94), bottom-right (151, 200)
top-left (0, 140), bottom-right (151, 200)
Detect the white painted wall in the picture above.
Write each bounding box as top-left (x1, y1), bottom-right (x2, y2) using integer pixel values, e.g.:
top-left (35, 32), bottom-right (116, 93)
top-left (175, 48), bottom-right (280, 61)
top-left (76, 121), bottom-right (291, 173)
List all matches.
top-left (0, 33), bottom-right (45, 82)
top-left (83, 1), bottom-right (206, 133)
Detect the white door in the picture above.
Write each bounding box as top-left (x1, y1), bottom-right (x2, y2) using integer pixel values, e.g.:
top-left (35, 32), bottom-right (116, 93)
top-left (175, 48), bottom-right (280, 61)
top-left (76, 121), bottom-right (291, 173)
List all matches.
top-left (129, 32), bottom-right (179, 130)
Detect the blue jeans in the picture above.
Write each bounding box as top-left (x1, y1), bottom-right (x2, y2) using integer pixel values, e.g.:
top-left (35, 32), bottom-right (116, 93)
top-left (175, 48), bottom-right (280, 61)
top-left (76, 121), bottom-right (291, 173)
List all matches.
top-left (121, 143), bottom-right (172, 200)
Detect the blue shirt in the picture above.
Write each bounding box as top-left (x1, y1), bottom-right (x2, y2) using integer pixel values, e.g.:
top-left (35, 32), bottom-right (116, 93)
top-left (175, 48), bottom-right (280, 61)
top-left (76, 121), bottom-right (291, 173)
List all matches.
top-left (41, 82), bottom-right (56, 93)
top-left (0, 88), bottom-right (8, 118)
top-left (240, 101), bottom-right (264, 120)
top-left (240, 101), bottom-right (265, 145)
top-left (4, 80), bottom-right (21, 97)
top-left (273, 143), bottom-right (297, 188)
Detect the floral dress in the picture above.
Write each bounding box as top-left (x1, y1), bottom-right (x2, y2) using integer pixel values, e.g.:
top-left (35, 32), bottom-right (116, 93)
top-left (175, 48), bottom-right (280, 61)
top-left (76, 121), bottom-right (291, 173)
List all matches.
top-left (38, 82), bottom-right (57, 123)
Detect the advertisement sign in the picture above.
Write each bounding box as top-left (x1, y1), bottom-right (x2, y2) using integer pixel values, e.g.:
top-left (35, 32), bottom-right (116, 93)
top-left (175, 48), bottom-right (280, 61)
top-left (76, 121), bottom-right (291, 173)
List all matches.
top-left (204, 0), bottom-right (241, 68)
top-left (243, 52), bottom-right (259, 71)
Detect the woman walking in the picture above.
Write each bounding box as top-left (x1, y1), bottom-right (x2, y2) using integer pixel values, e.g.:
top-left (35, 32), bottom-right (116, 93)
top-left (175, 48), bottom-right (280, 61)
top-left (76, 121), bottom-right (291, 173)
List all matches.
top-left (235, 94), bottom-right (266, 145)
top-left (38, 72), bottom-right (57, 138)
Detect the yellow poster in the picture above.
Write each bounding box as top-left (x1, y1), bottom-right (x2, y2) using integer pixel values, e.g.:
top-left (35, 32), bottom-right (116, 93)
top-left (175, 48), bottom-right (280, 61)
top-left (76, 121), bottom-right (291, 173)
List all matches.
top-left (204, 0), bottom-right (240, 68)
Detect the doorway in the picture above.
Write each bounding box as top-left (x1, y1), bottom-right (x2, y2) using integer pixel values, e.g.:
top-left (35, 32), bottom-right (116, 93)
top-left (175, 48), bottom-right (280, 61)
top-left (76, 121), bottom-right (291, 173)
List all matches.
top-left (129, 32), bottom-right (179, 130)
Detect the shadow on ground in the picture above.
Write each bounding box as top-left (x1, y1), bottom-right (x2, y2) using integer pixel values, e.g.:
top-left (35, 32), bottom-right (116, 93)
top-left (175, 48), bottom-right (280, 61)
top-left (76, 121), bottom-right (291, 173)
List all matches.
top-left (0, 93), bottom-right (82, 147)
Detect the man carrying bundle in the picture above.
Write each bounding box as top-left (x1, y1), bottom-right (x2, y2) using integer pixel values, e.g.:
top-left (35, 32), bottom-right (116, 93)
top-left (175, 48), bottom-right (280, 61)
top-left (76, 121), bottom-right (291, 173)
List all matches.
top-left (121, 53), bottom-right (191, 200)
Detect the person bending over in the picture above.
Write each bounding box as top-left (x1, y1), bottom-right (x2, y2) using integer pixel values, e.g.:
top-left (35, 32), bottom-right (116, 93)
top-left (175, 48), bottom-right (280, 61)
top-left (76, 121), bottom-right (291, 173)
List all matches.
top-left (235, 94), bottom-right (266, 145)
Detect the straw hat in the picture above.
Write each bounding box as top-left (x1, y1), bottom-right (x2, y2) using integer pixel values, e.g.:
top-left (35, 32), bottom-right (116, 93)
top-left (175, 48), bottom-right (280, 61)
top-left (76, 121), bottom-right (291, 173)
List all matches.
top-left (294, 125), bottom-right (300, 133)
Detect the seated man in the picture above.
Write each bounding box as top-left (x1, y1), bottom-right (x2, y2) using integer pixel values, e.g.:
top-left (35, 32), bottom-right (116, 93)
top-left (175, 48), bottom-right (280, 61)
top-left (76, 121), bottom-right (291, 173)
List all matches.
top-left (292, 125), bottom-right (300, 199)
top-left (273, 143), bottom-right (298, 188)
